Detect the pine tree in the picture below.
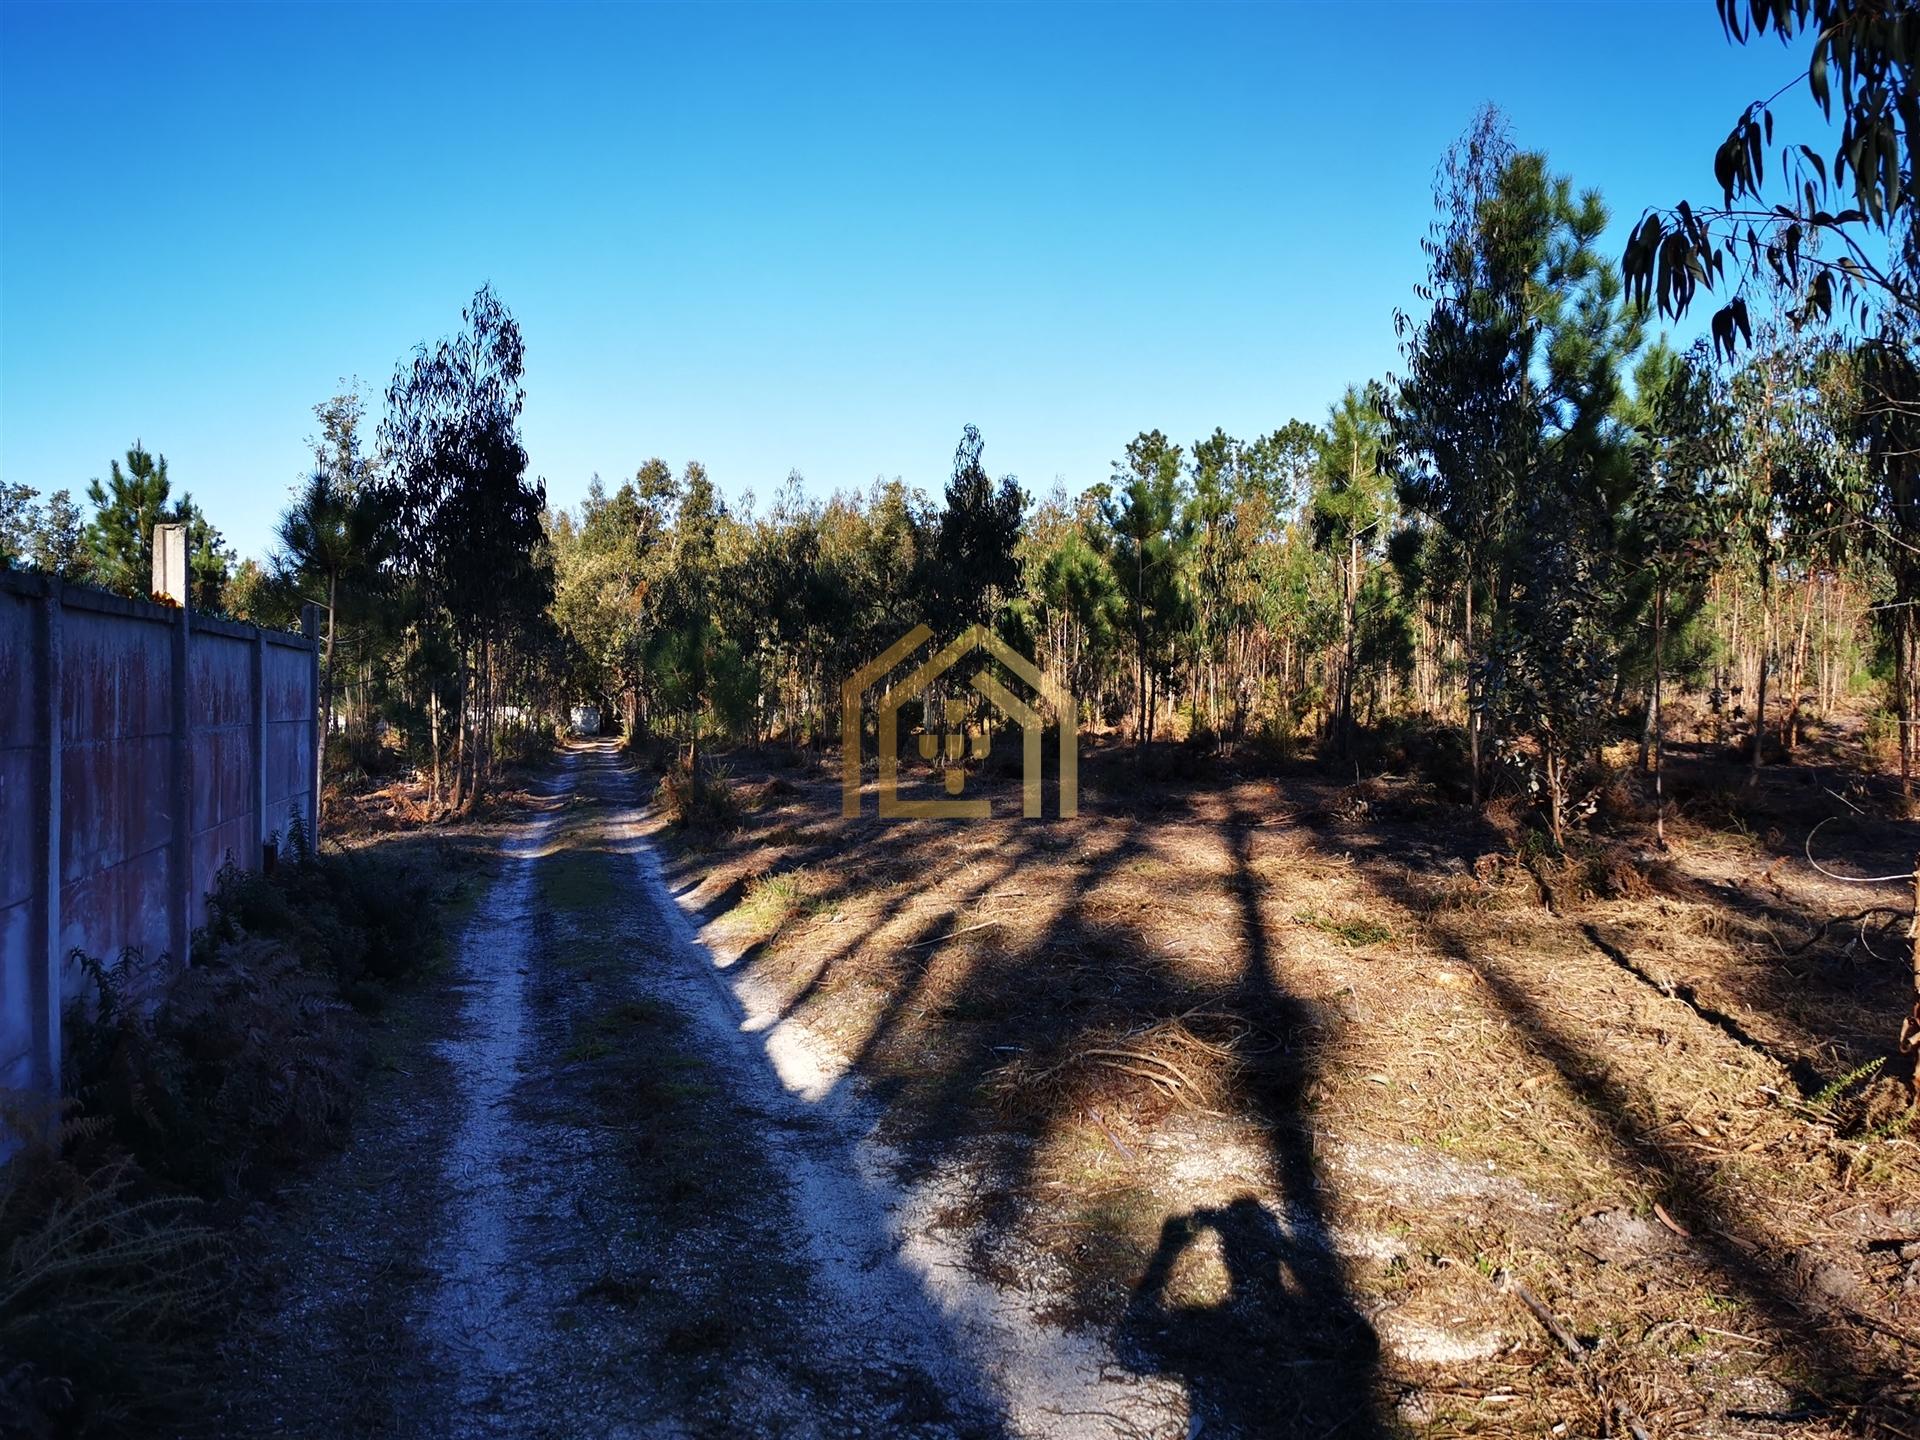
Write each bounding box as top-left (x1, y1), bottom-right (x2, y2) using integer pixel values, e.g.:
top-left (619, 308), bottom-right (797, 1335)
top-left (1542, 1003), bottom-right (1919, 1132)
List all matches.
top-left (86, 442), bottom-right (187, 597)
top-left (926, 424), bottom-right (1024, 632)
top-left (1099, 430), bottom-right (1191, 748)
top-left (1311, 386), bottom-right (1395, 752)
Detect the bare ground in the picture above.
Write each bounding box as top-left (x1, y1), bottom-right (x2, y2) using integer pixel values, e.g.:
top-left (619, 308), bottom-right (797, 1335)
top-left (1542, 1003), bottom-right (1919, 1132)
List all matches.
top-left (205, 731), bottom-right (1920, 1438)
top-left (648, 731), bottom-right (1920, 1439)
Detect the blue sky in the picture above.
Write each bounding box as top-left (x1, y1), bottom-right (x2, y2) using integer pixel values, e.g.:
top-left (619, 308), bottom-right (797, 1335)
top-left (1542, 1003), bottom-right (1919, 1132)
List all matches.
top-left (1, 1), bottom-right (1817, 561)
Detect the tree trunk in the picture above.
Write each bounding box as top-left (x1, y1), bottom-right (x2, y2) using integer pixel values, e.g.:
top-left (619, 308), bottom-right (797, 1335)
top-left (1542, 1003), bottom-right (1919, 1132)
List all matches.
top-left (1903, 603), bottom-right (1916, 798)
top-left (1545, 742), bottom-right (1564, 850)
top-left (1750, 568), bottom-right (1770, 782)
top-left (1652, 583), bottom-right (1667, 851)
top-left (319, 570), bottom-right (338, 827)
top-left (1781, 577), bottom-right (1816, 754)
top-left (1465, 580), bottom-right (1482, 806)
top-left (1901, 857), bottom-right (1920, 1100)
top-left (1338, 532), bottom-right (1359, 755)
top-left (429, 686), bottom-right (442, 810)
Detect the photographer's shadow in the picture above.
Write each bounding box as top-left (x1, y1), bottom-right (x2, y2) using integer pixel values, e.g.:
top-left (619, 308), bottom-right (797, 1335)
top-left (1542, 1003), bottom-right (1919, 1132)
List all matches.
top-left (1120, 1196), bottom-right (1383, 1438)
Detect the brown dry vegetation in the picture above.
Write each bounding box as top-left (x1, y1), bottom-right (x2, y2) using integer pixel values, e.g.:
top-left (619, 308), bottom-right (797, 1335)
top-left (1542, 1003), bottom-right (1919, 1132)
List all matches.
top-left (653, 729), bottom-right (1920, 1439)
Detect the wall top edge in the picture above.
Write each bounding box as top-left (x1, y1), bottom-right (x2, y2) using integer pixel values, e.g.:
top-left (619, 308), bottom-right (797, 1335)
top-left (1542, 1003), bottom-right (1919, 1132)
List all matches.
top-left (0, 569), bottom-right (315, 652)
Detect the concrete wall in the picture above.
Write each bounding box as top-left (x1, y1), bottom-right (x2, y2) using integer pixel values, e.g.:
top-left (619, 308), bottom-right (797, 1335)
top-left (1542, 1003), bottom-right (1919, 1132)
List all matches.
top-left (0, 571), bottom-right (317, 1104)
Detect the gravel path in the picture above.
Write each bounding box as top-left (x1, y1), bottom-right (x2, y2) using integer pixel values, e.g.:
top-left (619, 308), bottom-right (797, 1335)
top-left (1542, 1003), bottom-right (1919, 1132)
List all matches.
top-left (211, 741), bottom-right (1186, 1439)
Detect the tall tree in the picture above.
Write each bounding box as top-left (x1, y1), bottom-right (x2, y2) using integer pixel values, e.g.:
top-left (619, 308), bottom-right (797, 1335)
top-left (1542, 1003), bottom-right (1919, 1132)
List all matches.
top-left (86, 442), bottom-right (187, 598)
top-left (1393, 109), bottom-right (1535, 801)
top-left (927, 424), bottom-right (1024, 631)
top-left (1397, 109), bottom-right (1644, 835)
top-left (1311, 386), bottom-right (1395, 751)
top-left (380, 285), bottom-right (552, 811)
top-left (1099, 430), bottom-right (1191, 748)
top-left (653, 461), bottom-right (724, 781)
top-left (1618, 341), bottom-right (1731, 843)
top-left (0, 482), bottom-right (35, 568)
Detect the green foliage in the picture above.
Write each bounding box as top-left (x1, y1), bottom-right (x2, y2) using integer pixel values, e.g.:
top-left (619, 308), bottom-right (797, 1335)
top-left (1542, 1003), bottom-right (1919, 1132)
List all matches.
top-left (378, 287), bottom-right (556, 808)
top-left (1395, 107), bottom-right (1646, 835)
top-left (1624, 0), bottom-right (1917, 337)
top-left (1100, 430), bottom-right (1193, 745)
top-left (655, 756), bottom-right (741, 830)
top-left (924, 424), bottom-right (1025, 630)
top-left (28, 491), bottom-right (89, 582)
top-left (64, 940), bottom-right (358, 1199)
top-left (0, 482), bottom-right (34, 569)
top-left (83, 443), bottom-right (182, 598)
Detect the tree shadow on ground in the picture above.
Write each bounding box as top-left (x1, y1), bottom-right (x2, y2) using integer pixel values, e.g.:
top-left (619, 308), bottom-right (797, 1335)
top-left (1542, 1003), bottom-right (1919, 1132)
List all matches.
top-left (1290, 798), bottom-right (1916, 1421)
top-left (812, 797), bottom-right (1387, 1437)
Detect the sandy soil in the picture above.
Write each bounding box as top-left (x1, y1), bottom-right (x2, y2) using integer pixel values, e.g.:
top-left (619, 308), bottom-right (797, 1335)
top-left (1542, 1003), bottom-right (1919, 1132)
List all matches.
top-left (646, 733), bottom-right (1920, 1440)
top-left (209, 741), bottom-right (1198, 1439)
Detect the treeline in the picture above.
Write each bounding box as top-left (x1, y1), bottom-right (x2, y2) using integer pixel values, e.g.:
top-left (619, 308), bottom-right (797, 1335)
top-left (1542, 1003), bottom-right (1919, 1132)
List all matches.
top-left (5, 107), bottom-right (1915, 842)
top-left (549, 109), bottom-right (1913, 845)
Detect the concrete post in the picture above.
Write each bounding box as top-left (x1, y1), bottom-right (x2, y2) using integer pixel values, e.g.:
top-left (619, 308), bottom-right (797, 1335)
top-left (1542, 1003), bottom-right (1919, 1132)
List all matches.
top-left (301, 604), bottom-right (321, 846)
top-left (160, 527), bottom-right (192, 968)
top-left (31, 580), bottom-right (63, 1103)
top-left (252, 627), bottom-right (269, 862)
top-left (151, 522), bottom-right (188, 606)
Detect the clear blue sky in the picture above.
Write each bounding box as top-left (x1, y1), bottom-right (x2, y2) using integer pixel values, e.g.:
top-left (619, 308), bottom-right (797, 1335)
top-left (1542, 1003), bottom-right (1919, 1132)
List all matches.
top-left (0, 1), bottom-right (1817, 562)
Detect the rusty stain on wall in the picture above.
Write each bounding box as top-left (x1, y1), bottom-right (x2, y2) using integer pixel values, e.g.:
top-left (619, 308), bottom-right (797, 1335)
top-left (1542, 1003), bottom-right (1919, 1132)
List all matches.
top-left (0, 573), bottom-right (318, 1105)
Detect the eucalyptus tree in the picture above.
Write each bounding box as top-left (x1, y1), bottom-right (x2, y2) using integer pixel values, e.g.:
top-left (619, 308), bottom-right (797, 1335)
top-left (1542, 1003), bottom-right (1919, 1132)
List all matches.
top-left (273, 464), bottom-right (393, 814)
top-left (1624, 0), bottom-right (1917, 343)
top-left (30, 491), bottom-right (89, 581)
top-left (1617, 341), bottom-right (1732, 841)
top-left (379, 285), bottom-right (552, 810)
top-left (0, 482), bottom-right (33, 568)
top-left (651, 461), bottom-right (725, 780)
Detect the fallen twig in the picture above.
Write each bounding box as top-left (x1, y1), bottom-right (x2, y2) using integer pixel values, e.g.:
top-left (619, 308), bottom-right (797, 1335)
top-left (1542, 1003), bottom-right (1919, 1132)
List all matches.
top-left (1495, 1270), bottom-right (1584, 1361)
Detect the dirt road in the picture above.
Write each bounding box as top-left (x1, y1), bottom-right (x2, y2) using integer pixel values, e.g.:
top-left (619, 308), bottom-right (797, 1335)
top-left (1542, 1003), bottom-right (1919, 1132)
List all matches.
top-left (211, 741), bottom-right (1187, 1439)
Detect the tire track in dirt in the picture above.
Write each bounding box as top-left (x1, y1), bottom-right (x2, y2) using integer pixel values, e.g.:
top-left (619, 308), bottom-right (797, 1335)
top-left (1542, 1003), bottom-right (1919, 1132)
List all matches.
top-left (601, 742), bottom-right (1190, 1439)
top-left (214, 743), bottom-right (1189, 1437)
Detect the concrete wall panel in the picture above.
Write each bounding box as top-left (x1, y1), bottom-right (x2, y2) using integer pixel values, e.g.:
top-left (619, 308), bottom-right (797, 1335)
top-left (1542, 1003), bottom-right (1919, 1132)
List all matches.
top-left (192, 813), bottom-right (258, 919)
top-left (60, 733), bottom-right (172, 886)
top-left (264, 643), bottom-right (309, 723)
top-left (60, 609), bottom-right (172, 744)
top-left (60, 842), bottom-right (172, 978)
top-left (0, 592), bottom-right (35, 748)
top-left (191, 632), bottom-right (253, 729)
top-left (0, 899), bottom-right (32, 1094)
top-left (193, 725), bottom-right (254, 836)
top-left (1, 574), bottom-right (316, 1122)
top-left (0, 748), bottom-right (35, 912)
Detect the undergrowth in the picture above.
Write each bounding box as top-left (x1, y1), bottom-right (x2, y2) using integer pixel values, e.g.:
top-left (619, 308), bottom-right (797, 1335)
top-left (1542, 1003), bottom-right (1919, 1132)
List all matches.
top-left (656, 758), bottom-right (742, 831)
top-left (0, 832), bottom-right (447, 1438)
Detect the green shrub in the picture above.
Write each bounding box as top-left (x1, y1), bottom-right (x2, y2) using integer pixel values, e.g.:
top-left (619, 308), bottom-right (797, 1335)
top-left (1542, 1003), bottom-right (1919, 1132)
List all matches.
top-left (656, 759), bottom-right (741, 830)
top-left (200, 845), bottom-right (444, 1004)
top-left (64, 941), bottom-right (358, 1198)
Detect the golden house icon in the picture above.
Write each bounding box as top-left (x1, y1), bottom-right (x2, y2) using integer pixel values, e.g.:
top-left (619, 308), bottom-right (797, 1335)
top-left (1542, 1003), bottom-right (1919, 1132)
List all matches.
top-left (841, 624), bottom-right (1078, 820)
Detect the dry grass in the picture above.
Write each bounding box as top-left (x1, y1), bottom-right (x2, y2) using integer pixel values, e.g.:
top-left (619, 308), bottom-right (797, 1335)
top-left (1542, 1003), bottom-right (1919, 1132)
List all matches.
top-left (985, 1011), bottom-right (1252, 1122)
top-left (652, 732), bottom-right (1920, 1437)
